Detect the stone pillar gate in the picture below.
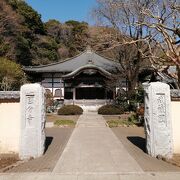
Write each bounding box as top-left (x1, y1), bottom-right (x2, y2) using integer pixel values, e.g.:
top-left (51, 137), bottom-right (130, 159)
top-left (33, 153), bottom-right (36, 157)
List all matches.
top-left (19, 84), bottom-right (46, 159)
top-left (143, 82), bottom-right (173, 159)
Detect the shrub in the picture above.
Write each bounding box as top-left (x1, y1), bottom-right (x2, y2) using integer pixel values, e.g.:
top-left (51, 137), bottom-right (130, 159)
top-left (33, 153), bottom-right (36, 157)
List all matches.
top-left (128, 114), bottom-right (138, 124)
top-left (136, 106), bottom-right (144, 126)
top-left (98, 105), bottom-right (124, 115)
top-left (57, 105), bottom-right (83, 115)
top-left (136, 106), bottom-right (144, 116)
top-left (128, 113), bottom-right (144, 126)
top-left (116, 86), bottom-right (144, 112)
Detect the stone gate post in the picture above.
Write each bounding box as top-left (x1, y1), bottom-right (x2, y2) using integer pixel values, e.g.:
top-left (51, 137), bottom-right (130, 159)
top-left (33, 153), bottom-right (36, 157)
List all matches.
top-left (143, 82), bottom-right (173, 159)
top-left (19, 84), bottom-right (46, 159)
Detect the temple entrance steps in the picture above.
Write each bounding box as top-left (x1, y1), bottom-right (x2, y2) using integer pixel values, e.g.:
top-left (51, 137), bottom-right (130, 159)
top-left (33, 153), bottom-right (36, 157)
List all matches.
top-left (80, 105), bottom-right (101, 112)
top-left (64, 99), bottom-right (113, 112)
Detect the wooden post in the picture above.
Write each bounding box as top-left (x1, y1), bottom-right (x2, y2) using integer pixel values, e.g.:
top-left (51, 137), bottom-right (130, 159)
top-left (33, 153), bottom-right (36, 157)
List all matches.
top-left (73, 88), bottom-right (76, 104)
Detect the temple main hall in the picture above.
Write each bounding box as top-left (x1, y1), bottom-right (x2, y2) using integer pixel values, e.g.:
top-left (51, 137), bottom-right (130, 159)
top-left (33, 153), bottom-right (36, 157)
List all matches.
top-left (24, 48), bottom-right (126, 105)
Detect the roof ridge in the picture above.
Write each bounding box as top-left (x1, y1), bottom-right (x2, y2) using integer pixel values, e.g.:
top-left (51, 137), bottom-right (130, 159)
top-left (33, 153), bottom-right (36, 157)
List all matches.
top-left (24, 48), bottom-right (118, 70)
top-left (24, 49), bottom-right (88, 69)
top-left (93, 51), bottom-right (118, 63)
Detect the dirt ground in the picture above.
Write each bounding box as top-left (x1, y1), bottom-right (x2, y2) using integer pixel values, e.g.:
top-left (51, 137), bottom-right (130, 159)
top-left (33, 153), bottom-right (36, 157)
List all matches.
top-left (0, 114), bottom-right (77, 172)
top-left (167, 154), bottom-right (180, 168)
top-left (112, 126), bottom-right (180, 171)
top-left (0, 154), bottom-right (19, 171)
top-left (104, 114), bottom-right (180, 168)
top-left (47, 113), bottom-right (79, 122)
top-left (6, 128), bottom-right (74, 172)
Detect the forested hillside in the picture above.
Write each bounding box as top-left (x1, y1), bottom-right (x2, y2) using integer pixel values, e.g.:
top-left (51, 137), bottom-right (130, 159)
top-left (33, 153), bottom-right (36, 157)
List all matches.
top-left (0, 0), bottom-right (178, 93)
top-left (0, 0), bottom-right (118, 66)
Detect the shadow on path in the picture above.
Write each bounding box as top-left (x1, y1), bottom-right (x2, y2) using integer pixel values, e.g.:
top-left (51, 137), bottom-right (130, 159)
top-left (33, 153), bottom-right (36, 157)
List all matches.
top-left (127, 136), bottom-right (146, 152)
top-left (44, 137), bottom-right (53, 153)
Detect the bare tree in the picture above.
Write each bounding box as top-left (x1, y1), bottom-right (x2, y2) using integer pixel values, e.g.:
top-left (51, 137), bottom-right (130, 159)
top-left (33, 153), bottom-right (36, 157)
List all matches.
top-left (92, 0), bottom-right (180, 88)
top-left (141, 1), bottom-right (179, 51)
top-left (140, 0), bottom-right (180, 86)
top-left (92, 0), bottom-right (153, 96)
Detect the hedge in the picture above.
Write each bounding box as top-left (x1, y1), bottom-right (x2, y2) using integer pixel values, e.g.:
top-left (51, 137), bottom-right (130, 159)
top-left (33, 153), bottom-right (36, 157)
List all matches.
top-left (57, 105), bottom-right (83, 115)
top-left (98, 105), bottom-right (124, 115)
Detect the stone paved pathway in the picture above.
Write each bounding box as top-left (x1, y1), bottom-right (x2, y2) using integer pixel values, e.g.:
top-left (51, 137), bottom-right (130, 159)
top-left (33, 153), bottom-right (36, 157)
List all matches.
top-left (53, 111), bottom-right (142, 173)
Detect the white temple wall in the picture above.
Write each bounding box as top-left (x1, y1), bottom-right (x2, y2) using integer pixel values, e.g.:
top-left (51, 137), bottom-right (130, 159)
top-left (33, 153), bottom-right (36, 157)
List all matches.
top-left (0, 102), bottom-right (21, 153)
top-left (171, 101), bottom-right (180, 153)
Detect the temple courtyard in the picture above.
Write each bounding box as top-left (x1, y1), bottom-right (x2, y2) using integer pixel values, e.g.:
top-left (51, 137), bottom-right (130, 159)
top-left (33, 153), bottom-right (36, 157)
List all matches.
top-left (1, 111), bottom-right (180, 180)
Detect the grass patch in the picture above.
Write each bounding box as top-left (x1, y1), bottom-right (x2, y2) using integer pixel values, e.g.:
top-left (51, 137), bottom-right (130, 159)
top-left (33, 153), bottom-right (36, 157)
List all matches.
top-left (54, 119), bottom-right (76, 127)
top-left (106, 119), bottom-right (136, 128)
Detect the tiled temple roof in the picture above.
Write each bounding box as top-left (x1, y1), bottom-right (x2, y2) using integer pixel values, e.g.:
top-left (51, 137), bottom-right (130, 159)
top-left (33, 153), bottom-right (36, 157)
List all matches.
top-left (24, 49), bottom-right (118, 73)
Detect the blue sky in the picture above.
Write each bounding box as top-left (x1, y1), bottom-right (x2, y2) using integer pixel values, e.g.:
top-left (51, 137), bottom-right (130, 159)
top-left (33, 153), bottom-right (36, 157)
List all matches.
top-left (26, 0), bottom-right (96, 24)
